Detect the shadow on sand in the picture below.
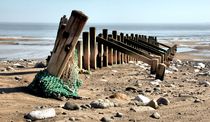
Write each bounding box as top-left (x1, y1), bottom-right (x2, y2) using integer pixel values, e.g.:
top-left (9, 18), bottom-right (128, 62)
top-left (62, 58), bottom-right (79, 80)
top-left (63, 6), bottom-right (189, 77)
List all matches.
top-left (0, 86), bottom-right (28, 94)
top-left (0, 70), bottom-right (39, 76)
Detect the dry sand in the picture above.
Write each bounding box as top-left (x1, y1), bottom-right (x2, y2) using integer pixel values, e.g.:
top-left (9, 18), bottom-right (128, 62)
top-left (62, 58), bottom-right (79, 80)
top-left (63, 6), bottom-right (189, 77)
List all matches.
top-left (0, 41), bottom-right (210, 122)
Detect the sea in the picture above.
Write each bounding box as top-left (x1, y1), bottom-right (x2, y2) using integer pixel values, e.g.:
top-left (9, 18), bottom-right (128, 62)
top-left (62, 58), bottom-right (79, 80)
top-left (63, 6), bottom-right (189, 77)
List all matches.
top-left (0, 22), bottom-right (210, 60)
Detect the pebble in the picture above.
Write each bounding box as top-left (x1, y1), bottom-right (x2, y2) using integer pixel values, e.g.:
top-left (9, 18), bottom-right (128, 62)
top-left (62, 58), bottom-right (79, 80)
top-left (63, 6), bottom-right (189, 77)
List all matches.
top-left (0, 68), bottom-right (6, 72)
top-left (69, 117), bottom-right (76, 121)
top-left (134, 95), bottom-right (151, 105)
top-left (100, 117), bottom-right (112, 122)
top-left (109, 92), bottom-right (130, 100)
top-left (125, 86), bottom-right (137, 91)
top-left (15, 76), bottom-right (22, 81)
top-left (150, 112), bottom-right (160, 119)
top-left (147, 100), bottom-right (159, 109)
top-left (90, 99), bottom-right (114, 109)
top-left (6, 66), bottom-right (15, 71)
top-left (157, 97), bottom-right (170, 105)
top-left (13, 63), bottom-right (25, 68)
top-left (199, 81), bottom-right (210, 87)
top-left (194, 99), bottom-right (202, 103)
top-left (115, 112), bottom-right (123, 117)
top-left (63, 102), bottom-right (80, 110)
top-left (25, 108), bottom-right (56, 121)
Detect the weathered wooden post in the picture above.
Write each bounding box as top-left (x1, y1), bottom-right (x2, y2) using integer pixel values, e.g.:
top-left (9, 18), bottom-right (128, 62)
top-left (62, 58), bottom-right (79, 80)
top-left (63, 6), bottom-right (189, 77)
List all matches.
top-left (117, 35), bottom-right (121, 64)
top-left (151, 58), bottom-right (159, 74)
top-left (112, 30), bottom-right (117, 64)
top-left (103, 29), bottom-right (109, 67)
top-left (90, 27), bottom-right (97, 69)
top-left (76, 41), bottom-right (83, 69)
top-left (108, 34), bottom-right (113, 65)
top-left (156, 63), bottom-right (166, 80)
top-left (83, 32), bottom-right (90, 71)
top-left (47, 10), bottom-right (88, 77)
top-left (97, 34), bottom-right (103, 68)
top-left (120, 33), bottom-right (124, 64)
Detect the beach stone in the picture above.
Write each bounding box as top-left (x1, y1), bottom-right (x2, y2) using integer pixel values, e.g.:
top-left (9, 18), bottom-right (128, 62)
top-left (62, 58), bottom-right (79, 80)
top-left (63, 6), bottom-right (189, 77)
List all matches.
top-left (34, 62), bottom-right (45, 68)
top-left (25, 108), bottom-right (56, 121)
top-left (157, 97), bottom-right (170, 105)
top-left (125, 86), bottom-right (137, 91)
top-left (100, 117), bottom-right (112, 122)
top-left (199, 81), bottom-right (210, 87)
top-left (63, 102), bottom-right (80, 110)
top-left (115, 112), bottom-right (123, 118)
top-left (111, 70), bottom-right (118, 73)
top-left (134, 95), bottom-right (151, 105)
top-left (150, 112), bottom-right (160, 119)
top-left (194, 63), bottom-right (205, 69)
top-left (165, 70), bottom-right (173, 74)
top-left (194, 98), bottom-right (202, 103)
top-left (15, 76), bottom-right (22, 81)
top-left (109, 92), bottom-right (129, 100)
top-left (13, 63), bottom-right (25, 68)
top-left (194, 69), bottom-right (200, 73)
top-left (69, 117), bottom-right (76, 121)
top-left (6, 66), bottom-right (15, 71)
top-left (90, 99), bottom-right (114, 109)
top-left (168, 65), bottom-right (178, 72)
top-left (147, 100), bottom-right (158, 109)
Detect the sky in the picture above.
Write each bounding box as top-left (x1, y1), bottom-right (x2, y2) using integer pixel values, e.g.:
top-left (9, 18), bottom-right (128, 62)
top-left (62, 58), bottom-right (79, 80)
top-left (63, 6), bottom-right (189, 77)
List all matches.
top-left (0, 0), bottom-right (210, 24)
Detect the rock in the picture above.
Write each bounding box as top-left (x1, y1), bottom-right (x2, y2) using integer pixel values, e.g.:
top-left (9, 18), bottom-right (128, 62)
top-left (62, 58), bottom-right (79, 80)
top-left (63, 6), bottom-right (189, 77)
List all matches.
top-left (147, 100), bottom-right (158, 109)
top-left (125, 86), bottom-right (137, 91)
top-left (150, 81), bottom-right (160, 86)
top-left (115, 112), bottom-right (123, 118)
top-left (130, 106), bottom-right (155, 112)
top-left (157, 97), bottom-right (170, 105)
top-left (150, 112), bottom-right (160, 119)
top-left (6, 66), bottom-right (15, 71)
top-left (165, 70), bottom-right (173, 74)
top-left (90, 99), bottom-right (114, 109)
top-left (25, 108), bottom-right (56, 121)
top-left (168, 65), bottom-right (178, 72)
top-left (194, 69), bottom-right (200, 73)
top-left (15, 76), bottom-right (22, 81)
top-left (63, 102), bottom-right (80, 110)
top-left (194, 63), bottom-right (205, 69)
top-left (109, 93), bottom-right (129, 100)
top-left (194, 99), bottom-right (202, 103)
top-left (13, 63), bottom-right (25, 68)
top-left (100, 117), bottom-right (112, 122)
top-left (69, 117), bottom-right (76, 121)
top-left (111, 70), bottom-right (118, 73)
top-left (134, 95), bottom-right (151, 105)
top-left (34, 62), bottom-right (46, 68)
top-left (199, 81), bottom-right (210, 87)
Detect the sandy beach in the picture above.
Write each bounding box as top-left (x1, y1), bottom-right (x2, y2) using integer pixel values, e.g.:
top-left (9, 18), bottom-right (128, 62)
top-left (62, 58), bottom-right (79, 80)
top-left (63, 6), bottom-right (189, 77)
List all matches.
top-left (0, 38), bottom-right (210, 122)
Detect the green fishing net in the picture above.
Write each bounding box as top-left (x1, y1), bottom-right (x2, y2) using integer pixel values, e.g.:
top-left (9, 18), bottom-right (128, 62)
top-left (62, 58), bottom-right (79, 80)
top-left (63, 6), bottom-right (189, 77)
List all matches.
top-left (28, 50), bottom-right (82, 98)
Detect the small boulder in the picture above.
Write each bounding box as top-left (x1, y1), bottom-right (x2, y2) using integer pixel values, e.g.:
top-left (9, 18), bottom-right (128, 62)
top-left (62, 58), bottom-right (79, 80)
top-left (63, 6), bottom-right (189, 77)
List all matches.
top-left (90, 99), bottom-right (114, 109)
top-left (100, 117), bottom-right (112, 122)
top-left (109, 93), bottom-right (129, 100)
top-left (115, 112), bottom-right (123, 118)
top-left (150, 112), bottom-right (160, 119)
top-left (157, 97), bottom-right (170, 105)
top-left (199, 81), bottom-right (210, 87)
top-left (34, 62), bottom-right (46, 68)
top-left (25, 108), bottom-right (56, 121)
top-left (147, 100), bottom-right (158, 109)
top-left (134, 95), bottom-right (151, 105)
top-left (63, 102), bottom-right (80, 110)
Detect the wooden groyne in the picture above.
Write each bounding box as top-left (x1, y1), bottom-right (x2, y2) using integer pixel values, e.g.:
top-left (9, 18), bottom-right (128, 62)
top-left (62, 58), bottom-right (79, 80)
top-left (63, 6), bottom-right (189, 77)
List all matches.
top-left (76, 28), bottom-right (177, 80)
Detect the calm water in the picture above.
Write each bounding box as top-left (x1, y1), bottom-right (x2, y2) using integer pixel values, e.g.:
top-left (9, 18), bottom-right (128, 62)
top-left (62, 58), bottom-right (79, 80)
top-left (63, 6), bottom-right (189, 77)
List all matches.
top-left (0, 23), bottom-right (210, 60)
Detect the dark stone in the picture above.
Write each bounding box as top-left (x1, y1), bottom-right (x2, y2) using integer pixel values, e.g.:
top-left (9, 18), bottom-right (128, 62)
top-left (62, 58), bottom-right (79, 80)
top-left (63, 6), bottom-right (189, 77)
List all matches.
top-left (63, 102), bottom-right (80, 110)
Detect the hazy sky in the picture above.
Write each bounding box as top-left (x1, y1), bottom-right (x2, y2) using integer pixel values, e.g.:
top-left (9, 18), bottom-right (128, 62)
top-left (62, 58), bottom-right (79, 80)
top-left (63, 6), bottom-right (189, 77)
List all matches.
top-left (0, 0), bottom-right (210, 24)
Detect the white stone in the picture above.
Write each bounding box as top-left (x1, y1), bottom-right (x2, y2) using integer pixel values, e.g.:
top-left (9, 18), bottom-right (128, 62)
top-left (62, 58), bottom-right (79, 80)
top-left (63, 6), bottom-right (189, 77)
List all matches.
top-left (194, 69), bottom-right (200, 73)
top-left (134, 95), bottom-right (151, 105)
top-left (199, 81), bottom-right (210, 87)
top-left (111, 70), bottom-right (118, 73)
top-left (197, 63), bottom-right (205, 69)
top-left (165, 70), bottom-right (173, 74)
top-left (26, 108), bottom-right (56, 120)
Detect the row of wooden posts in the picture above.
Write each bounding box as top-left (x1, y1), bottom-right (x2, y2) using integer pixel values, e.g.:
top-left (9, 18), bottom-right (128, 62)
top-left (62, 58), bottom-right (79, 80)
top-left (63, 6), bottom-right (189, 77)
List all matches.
top-left (76, 27), bottom-right (177, 80)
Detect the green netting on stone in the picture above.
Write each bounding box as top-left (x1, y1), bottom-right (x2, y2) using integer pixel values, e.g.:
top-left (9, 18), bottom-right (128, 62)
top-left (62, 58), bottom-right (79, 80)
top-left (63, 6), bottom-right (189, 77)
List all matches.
top-left (28, 50), bottom-right (82, 98)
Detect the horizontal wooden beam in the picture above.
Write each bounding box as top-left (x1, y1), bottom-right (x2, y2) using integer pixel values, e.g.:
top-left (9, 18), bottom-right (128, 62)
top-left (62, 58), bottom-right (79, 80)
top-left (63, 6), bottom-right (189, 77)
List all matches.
top-left (96, 37), bottom-right (152, 65)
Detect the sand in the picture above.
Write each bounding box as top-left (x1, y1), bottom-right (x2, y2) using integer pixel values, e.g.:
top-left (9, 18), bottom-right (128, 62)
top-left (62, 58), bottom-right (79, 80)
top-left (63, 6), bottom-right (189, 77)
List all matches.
top-left (0, 40), bottom-right (210, 122)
